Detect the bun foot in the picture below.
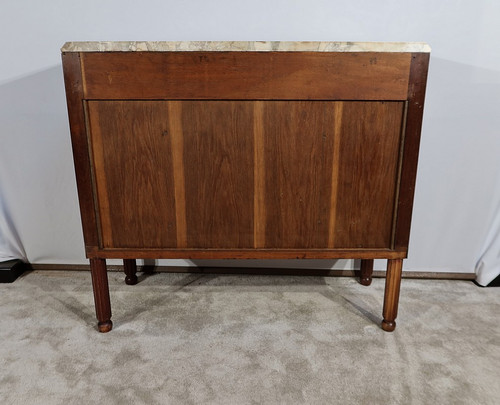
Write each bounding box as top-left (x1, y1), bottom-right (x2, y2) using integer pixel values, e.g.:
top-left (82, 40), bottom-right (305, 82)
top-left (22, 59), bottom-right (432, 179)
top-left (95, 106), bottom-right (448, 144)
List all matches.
top-left (124, 259), bottom-right (138, 285)
top-left (360, 276), bottom-right (372, 286)
top-left (381, 320), bottom-right (396, 332)
top-left (125, 275), bottom-right (138, 285)
top-left (360, 259), bottom-right (374, 287)
top-left (98, 320), bottom-right (113, 333)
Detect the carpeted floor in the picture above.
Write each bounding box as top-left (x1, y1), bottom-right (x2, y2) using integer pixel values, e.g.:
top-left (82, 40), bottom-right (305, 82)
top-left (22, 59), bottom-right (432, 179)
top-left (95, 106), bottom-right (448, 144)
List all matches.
top-left (0, 270), bottom-right (499, 404)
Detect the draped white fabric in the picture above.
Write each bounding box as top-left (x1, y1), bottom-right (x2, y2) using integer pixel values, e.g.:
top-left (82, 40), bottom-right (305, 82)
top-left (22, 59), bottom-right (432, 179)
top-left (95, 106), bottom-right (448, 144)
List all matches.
top-left (475, 185), bottom-right (500, 286)
top-left (1, 1), bottom-right (500, 283)
top-left (0, 195), bottom-right (27, 262)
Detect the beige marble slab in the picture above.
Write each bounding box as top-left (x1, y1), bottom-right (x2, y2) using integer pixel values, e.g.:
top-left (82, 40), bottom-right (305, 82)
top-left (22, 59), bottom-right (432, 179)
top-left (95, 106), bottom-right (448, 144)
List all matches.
top-left (61, 41), bottom-right (431, 53)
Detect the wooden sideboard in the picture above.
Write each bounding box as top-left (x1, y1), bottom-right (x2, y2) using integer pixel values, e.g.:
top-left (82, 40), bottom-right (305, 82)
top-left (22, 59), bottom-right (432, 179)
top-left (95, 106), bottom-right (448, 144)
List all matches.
top-left (61, 41), bottom-right (430, 333)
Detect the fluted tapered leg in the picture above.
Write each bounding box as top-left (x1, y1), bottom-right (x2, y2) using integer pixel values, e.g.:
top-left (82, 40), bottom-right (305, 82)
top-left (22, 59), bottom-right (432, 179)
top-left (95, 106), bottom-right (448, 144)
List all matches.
top-left (124, 259), bottom-right (138, 285)
top-left (360, 259), bottom-right (374, 286)
top-left (90, 258), bottom-right (112, 333)
top-left (382, 259), bottom-right (403, 332)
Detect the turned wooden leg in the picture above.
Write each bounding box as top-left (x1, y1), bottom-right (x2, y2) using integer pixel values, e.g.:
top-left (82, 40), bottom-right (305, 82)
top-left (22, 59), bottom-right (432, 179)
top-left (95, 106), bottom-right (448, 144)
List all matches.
top-left (90, 258), bottom-right (113, 333)
top-left (360, 259), bottom-right (374, 286)
top-left (382, 258), bottom-right (403, 332)
top-left (123, 259), bottom-right (138, 285)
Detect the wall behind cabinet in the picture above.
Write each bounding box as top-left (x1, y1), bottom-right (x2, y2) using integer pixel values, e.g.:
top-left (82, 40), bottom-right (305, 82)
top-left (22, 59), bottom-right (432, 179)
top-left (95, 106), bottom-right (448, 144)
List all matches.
top-left (1, 1), bottom-right (499, 280)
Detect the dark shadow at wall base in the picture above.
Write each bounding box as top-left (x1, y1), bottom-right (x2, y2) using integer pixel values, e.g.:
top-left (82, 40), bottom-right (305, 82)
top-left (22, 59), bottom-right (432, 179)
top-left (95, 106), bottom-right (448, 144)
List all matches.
top-left (486, 274), bottom-right (500, 287)
top-left (0, 259), bottom-right (25, 283)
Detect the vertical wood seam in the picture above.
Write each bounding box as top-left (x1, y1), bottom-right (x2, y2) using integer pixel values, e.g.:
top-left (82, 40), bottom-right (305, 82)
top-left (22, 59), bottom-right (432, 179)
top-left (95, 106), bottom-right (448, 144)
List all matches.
top-left (83, 102), bottom-right (104, 248)
top-left (87, 102), bottom-right (113, 247)
top-left (253, 101), bottom-right (266, 248)
top-left (390, 101), bottom-right (409, 249)
top-left (168, 101), bottom-right (188, 248)
top-left (79, 53), bottom-right (87, 97)
top-left (328, 102), bottom-right (343, 248)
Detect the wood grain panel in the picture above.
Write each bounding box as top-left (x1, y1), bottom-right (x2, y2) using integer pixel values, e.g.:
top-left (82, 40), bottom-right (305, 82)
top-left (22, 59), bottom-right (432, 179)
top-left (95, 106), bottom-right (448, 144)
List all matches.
top-left (81, 52), bottom-right (411, 100)
top-left (180, 101), bottom-right (255, 248)
top-left (263, 101), bottom-right (337, 248)
top-left (87, 101), bottom-right (177, 248)
top-left (334, 101), bottom-right (405, 248)
top-left (87, 100), bottom-right (404, 251)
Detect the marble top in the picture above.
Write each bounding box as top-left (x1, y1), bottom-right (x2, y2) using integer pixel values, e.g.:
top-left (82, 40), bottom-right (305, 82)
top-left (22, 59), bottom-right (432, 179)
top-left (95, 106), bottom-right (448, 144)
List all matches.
top-left (61, 41), bottom-right (431, 53)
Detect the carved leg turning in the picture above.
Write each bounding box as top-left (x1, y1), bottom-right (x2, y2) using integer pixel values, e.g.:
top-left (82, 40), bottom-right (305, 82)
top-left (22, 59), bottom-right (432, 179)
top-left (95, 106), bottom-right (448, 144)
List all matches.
top-left (123, 259), bottom-right (138, 285)
top-left (360, 259), bottom-right (374, 286)
top-left (90, 258), bottom-right (113, 333)
top-left (382, 258), bottom-right (403, 332)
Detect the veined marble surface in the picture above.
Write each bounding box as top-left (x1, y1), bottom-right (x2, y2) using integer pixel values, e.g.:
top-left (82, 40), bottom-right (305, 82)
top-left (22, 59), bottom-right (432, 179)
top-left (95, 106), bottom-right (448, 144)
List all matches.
top-left (61, 41), bottom-right (431, 53)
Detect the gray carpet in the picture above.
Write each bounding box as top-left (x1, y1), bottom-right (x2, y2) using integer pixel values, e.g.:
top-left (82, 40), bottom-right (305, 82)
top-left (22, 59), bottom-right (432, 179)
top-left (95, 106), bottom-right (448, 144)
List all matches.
top-left (0, 270), bottom-right (499, 404)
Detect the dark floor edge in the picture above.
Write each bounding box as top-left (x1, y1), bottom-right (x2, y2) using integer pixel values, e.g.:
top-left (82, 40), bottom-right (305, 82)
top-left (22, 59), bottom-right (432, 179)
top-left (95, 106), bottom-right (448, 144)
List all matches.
top-left (27, 263), bottom-right (476, 280)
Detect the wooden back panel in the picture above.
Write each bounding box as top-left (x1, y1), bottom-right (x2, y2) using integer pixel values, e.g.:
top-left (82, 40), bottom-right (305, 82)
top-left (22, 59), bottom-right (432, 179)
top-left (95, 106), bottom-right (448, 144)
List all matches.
top-left (87, 100), bottom-right (404, 250)
top-left (62, 49), bottom-right (429, 259)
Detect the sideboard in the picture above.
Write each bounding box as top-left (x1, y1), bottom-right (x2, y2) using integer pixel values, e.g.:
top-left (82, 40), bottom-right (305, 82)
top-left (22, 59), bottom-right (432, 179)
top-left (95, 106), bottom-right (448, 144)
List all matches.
top-left (61, 41), bottom-right (430, 333)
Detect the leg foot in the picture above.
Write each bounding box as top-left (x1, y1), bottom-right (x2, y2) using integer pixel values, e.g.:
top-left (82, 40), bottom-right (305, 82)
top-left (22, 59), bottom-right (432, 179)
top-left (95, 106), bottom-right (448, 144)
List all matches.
top-left (90, 258), bottom-right (113, 332)
top-left (360, 259), bottom-right (373, 286)
top-left (124, 259), bottom-right (138, 285)
top-left (98, 320), bottom-right (113, 333)
top-left (381, 259), bottom-right (403, 332)
top-left (381, 320), bottom-right (396, 332)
